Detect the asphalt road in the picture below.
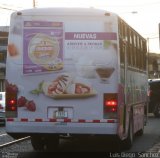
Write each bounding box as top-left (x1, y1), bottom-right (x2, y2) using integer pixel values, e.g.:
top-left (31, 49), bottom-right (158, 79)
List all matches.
top-left (0, 114), bottom-right (160, 158)
top-left (57, 114), bottom-right (160, 152)
top-left (128, 114), bottom-right (160, 152)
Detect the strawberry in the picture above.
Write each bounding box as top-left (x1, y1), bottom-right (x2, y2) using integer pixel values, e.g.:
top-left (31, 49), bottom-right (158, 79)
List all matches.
top-left (25, 100), bottom-right (36, 112)
top-left (17, 96), bottom-right (27, 107)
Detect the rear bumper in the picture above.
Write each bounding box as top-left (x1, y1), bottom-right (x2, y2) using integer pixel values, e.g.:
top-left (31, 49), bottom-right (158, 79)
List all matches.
top-left (6, 121), bottom-right (118, 135)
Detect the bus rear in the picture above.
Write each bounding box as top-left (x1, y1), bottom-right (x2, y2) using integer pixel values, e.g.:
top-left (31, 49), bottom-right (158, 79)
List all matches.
top-left (5, 8), bottom-right (121, 151)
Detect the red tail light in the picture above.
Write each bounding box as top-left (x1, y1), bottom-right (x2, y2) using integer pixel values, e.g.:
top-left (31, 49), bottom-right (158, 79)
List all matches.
top-left (6, 98), bottom-right (17, 111)
top-left (5, 81), bottom-right (18, 117)
top-left (9, 99), bottom-right (16, 105)
top-left (105, 100), bottom-right (117, 112)
top-left (105, 100), bottom-right (117, 106)
top-left (6, 93), bottom-right (17, 117)
top-left (103, 93), bottom-right (118, 119)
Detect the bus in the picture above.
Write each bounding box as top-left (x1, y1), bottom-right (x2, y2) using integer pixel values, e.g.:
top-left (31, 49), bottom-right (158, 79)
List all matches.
top-left (5, 7), bottom-right (148, 151)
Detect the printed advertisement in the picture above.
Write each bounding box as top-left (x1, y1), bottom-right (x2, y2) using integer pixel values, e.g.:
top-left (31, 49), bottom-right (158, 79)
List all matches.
top-left (4, 16), bottom-right (120, 130)
top-left (23, 21), bottom-right (64, 75)
top-left (29, 32), bottom-right (118, 99)
top-left (7, 20), bottom-right (118, 116)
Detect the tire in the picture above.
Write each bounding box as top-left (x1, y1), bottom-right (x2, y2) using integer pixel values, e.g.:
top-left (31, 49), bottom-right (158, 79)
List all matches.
top-left (136, 116), bottom-right (144, 136)
top-left (153, 103), bottom-right (160, 118)
top-left (122, 118), bottom-right (133, 150)
top-left (45, 135), bottom-right (59, 151)
top-left (31, 136), bottom-right (45, 151)
top-left (136, 124), bottom-right (144, 136)
top-left (31, 135), bottom-right (59, 151)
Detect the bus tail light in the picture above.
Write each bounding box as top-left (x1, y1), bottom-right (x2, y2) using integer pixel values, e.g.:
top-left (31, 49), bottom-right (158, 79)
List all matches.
top-left (105, 100), bottom-right (118, 112)
top-left (7, 98), bottom-right (17, 111)
top-left (5, 81), bottom-right (18, 117)
top-left (6, 94), bottom-right (18, 117)
top-left (103, 93), bottom-right (118, 119)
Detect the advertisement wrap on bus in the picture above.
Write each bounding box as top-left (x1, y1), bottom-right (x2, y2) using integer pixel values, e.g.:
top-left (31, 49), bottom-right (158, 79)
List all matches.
top-left (5, 8), bottom-right (148, 151)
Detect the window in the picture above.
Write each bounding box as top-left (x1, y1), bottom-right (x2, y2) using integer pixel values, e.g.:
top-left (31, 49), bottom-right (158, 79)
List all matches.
top-left (119, 20), bottom-right (125, 64)
top-left (118, 18), bottom-right (147, 71)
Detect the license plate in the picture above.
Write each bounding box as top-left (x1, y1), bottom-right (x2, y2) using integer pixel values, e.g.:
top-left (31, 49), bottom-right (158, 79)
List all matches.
top-left (55, 110), bottom-right (68, 118)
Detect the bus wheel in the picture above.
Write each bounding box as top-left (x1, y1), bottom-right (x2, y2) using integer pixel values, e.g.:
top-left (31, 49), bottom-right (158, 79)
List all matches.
top-left (154, 103), bottom-right (160, 118)
top-left (45, 135), bottom-right (59, 151)
top-left (136, 124), bottom-right (144, 136)
top-left (122, 119), bottom-right (133, 150)
top-left (136, 118), bottom-right (144, 136)
top-left (31, 136), bottom-right (45, 151)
